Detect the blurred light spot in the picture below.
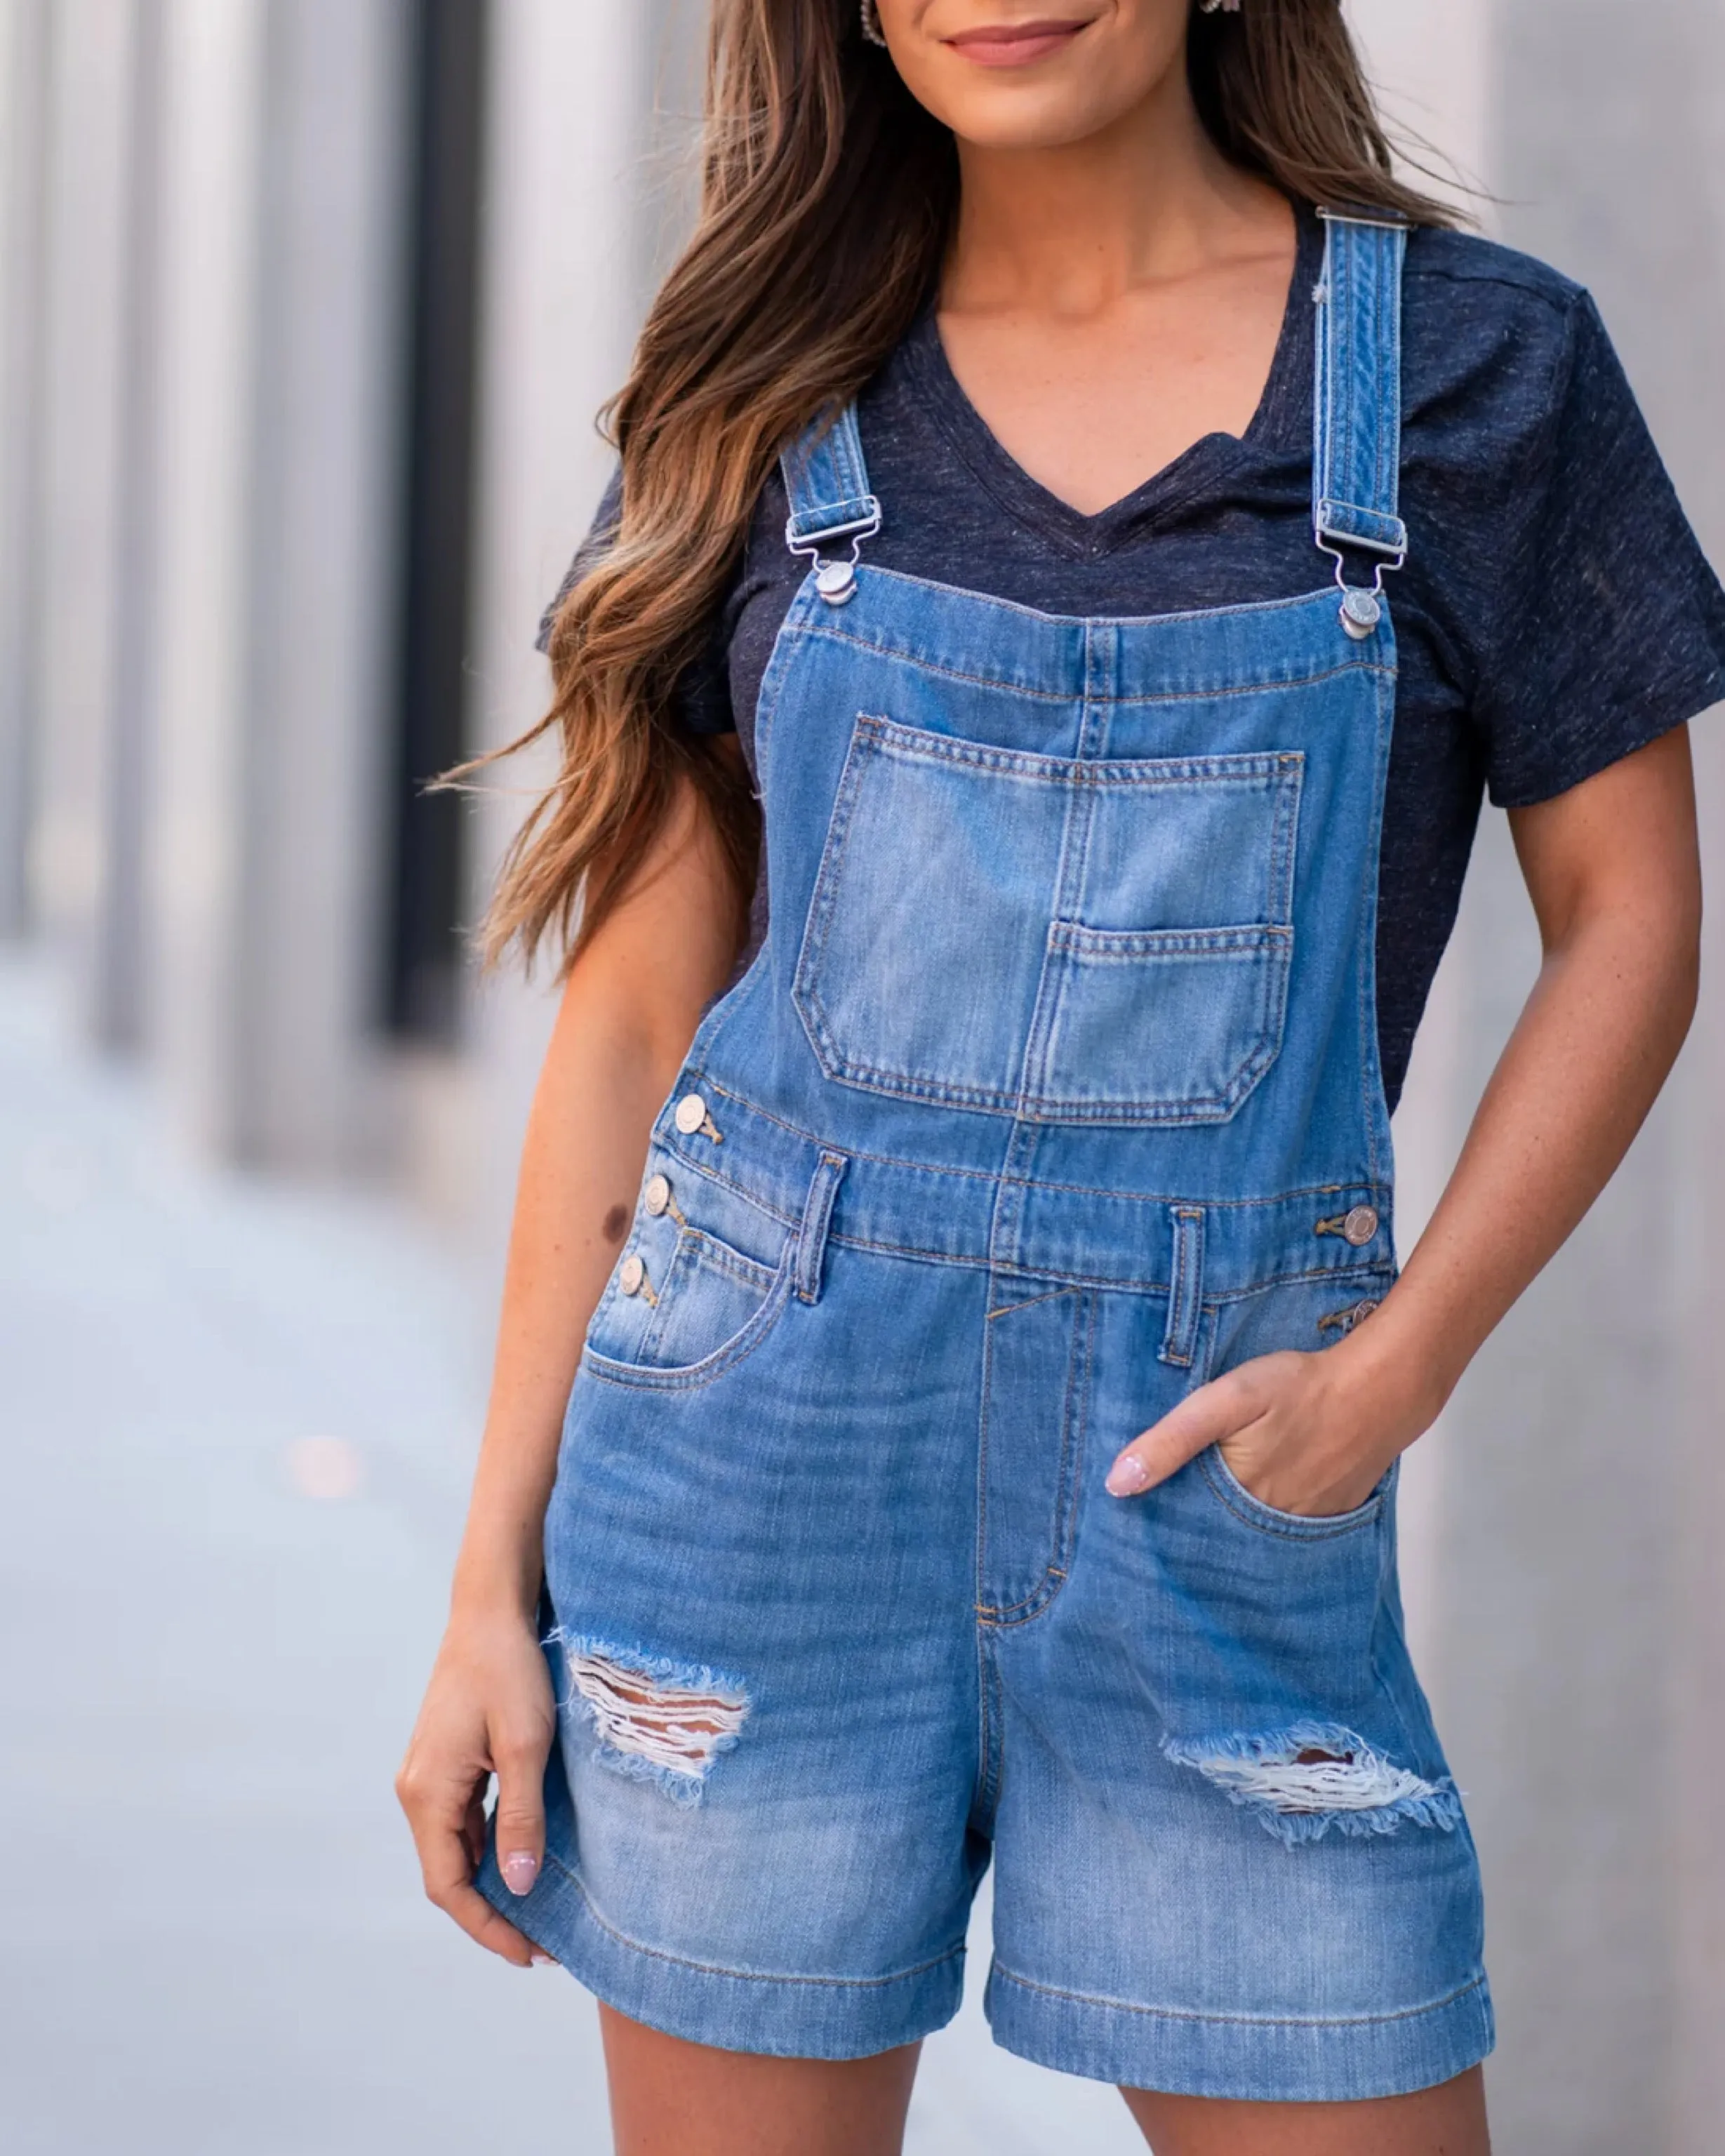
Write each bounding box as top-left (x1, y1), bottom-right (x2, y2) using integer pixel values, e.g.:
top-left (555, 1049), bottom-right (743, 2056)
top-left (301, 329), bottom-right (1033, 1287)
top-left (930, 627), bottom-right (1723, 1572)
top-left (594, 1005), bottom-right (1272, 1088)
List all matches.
top-left (20, 1136), bottom-right (98, 1213)
top-left (285, 1435), bottom-right (366, 1501)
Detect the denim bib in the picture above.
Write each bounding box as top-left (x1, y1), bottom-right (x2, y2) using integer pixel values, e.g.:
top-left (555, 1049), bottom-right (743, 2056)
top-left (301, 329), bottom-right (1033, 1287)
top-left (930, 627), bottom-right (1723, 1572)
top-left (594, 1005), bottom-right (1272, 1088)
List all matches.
top-left (647, 211), bottom-right (1408, 1355)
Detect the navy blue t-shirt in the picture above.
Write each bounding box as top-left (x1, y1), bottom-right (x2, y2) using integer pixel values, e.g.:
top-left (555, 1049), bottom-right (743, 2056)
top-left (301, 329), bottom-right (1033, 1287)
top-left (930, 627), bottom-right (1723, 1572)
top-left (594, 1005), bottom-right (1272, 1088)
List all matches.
top-left (545, 211), bottom-right (1725, 1110)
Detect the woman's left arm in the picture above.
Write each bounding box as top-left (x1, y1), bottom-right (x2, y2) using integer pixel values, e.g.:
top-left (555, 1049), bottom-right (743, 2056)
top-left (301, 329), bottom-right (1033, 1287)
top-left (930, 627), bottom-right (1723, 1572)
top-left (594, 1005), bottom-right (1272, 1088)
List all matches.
top-left (1107, 724), bottom-right (1704, 1516)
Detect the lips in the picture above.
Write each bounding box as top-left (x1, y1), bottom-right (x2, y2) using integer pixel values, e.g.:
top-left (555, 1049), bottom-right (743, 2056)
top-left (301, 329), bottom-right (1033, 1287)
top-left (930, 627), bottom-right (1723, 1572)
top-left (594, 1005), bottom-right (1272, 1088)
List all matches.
top-left (944, 17), bottom-right (1091, 68)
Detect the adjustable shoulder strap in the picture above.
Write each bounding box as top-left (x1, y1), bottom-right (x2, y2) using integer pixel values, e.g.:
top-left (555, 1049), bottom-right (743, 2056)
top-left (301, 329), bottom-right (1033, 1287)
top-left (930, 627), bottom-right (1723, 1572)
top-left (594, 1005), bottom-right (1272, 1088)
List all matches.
top-left (1314, 210), bottom-right (1409, 581)
top-left (780, 404), bottom-right (881, 605)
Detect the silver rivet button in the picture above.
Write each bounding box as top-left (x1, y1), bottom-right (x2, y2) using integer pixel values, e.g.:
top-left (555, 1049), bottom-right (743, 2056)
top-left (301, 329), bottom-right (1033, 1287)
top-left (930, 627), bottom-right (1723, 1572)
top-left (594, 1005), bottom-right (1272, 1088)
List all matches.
top-left (644, 1173), bottom-right (672, 1218)
top-left (620, 1254), bottom-right (646, 1297)
top-left (1340, 588), bottom-right (1382, 639)
top-left (814, 559), bottom-right (858, 605)
top-left (1343, 1204), bottom-right (1380, 1247)
top-left (674, 1093), bottom-right (708, 1136)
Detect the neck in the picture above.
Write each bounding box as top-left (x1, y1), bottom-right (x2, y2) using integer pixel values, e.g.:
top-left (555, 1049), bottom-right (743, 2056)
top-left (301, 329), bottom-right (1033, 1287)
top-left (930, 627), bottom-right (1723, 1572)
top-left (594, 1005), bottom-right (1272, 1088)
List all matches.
top-left (943, 65), bottom-right (1286, 317)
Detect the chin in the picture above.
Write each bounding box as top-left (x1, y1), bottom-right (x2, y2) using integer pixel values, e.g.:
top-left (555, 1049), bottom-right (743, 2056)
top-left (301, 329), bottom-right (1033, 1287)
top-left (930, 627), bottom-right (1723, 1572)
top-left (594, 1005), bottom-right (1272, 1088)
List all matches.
top-left (935, 86), bottom-right (1130, 154)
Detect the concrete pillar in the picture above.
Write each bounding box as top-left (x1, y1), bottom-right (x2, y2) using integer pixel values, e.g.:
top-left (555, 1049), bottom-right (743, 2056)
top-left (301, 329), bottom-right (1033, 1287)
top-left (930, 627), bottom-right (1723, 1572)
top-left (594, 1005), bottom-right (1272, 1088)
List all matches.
top-left (0, 0), bottom-right (51, 939)
top-left (29, 0), bottom-right (152, 1041)
top-left (229, 0), bottom-right (411, 1171)
top-left (146, 0), bottom-right (268, 1153)
top-left (147, 0), bottom-right (410, 1168)
top-left (461, 0), bottom-right (700, 1258)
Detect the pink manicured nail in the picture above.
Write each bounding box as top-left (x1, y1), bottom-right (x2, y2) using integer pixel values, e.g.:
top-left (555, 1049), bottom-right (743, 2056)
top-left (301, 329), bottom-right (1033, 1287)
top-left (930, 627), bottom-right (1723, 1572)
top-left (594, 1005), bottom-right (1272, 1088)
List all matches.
top-left (1107, 1454), bottom-right (1151, 1497)
top-left (530, 1952), bottom-right (558, 1968)
top-left (501, 1851), bottom-right (539, 1896)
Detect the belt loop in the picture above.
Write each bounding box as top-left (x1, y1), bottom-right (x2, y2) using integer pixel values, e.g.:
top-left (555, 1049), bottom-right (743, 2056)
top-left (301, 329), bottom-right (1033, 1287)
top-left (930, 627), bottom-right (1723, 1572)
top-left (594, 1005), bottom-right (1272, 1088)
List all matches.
top-left (1159, 1206), bottom-right (1206, 1369)
top-left (794, 1153), bottom-right (848, 1306)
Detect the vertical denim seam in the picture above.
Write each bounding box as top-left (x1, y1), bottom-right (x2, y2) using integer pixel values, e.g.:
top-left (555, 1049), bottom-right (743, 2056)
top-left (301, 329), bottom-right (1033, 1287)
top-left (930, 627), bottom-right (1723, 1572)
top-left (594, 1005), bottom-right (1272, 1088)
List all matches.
top-left (1375, 234), bottom-right (1396, 510)
top-left (991, 1635), bottom-right (1010, 1830)
top-left (975, 1281), bottom-right (1091, 1627)
top-left (975, 1278), bottom-right (999, 1622)
top-left (1053, 1289), bottom-right (1098, 1581)
top-left (1016, 691), bottom-right (1097, 1113)
top-left (636, 1232), bottom-right (688, 1362)
top-left (1367, 1475), bottom-right (1432, 1775)
top-left (973, 1627), bottom-right (1005, 1830)
top-left (1046, 670), bottom-right (1103, 1112)
top-left (1359, 820), bottom-right (1378, 1189)
top-left (1329, 225), bottom-right (1354, 528)
top-left (791, 720), bottom-right (876, 1077)
top-left (1032, 1286), bottom-right (1087, 1617)
top-left (1356, 660), bottom-right (1399, 1191)
top-left (1267, 759), bottom-right (1303, 926)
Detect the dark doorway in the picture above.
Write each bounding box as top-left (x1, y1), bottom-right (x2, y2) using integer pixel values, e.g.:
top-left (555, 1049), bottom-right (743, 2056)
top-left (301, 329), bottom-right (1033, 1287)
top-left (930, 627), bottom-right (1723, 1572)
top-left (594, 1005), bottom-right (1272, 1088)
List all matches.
top-left (386, 0), bottom-right (488, 1042)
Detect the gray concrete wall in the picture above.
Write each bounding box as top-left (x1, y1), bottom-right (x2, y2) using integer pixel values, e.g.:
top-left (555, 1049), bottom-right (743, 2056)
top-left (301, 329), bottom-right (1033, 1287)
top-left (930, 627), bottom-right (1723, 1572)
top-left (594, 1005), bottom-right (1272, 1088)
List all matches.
top-left (1356, 5), bottom-right (1725, 2148)
top-left (147, 0), bottom-right (410, 1171)
top-left (0, 0), bottom-right (51, 939)
top-left (30, 0), bottom-right (144, 1035)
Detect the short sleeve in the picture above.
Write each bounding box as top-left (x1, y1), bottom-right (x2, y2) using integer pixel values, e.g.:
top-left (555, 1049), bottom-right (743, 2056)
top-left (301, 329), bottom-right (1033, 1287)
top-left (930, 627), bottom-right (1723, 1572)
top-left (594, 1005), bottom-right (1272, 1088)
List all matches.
top-left (534, 469), bottom-right (622, 654)
top-left (1477, 293), bottom-right (1725, 806)
top-left (534, 465), bottom-right (736, 738)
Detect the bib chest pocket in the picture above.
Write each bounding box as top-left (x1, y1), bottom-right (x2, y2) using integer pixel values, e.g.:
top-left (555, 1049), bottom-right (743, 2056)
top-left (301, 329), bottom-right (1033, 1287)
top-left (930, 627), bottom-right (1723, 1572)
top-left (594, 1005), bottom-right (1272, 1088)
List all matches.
top-left (793, 715), bottom-right (1303, 1126)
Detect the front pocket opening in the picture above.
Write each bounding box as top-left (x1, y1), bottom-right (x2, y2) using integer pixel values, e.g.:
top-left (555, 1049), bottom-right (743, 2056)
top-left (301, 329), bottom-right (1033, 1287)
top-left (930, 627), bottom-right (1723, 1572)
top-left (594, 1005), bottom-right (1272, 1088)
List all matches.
top-left (1201, 1444), bottom-right (1391, 1536)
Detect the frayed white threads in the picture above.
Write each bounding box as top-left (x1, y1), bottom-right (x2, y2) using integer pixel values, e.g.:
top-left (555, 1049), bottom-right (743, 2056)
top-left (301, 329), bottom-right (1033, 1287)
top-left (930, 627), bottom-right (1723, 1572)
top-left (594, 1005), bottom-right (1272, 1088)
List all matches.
top-left (1190, 1745), bottom-right (1432, 1815)
top-left (566, 1646), bottom-right (749, 1788)
top-left (1164, 1722), bottom-right (1465, 1846)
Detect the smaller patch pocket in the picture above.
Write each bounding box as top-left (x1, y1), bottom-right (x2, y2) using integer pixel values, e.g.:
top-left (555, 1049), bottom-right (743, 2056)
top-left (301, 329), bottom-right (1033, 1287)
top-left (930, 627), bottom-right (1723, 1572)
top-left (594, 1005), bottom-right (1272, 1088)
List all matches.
top-left (638, 1229), bottom-right (780, 1372)
top-left (583, 1157), bottom-right (792, 1386)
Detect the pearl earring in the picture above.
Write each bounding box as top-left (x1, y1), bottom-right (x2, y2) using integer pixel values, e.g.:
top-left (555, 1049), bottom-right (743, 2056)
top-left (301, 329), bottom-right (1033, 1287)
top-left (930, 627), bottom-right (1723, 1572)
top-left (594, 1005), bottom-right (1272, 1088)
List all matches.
top-left (861, 0), bottom-right (887, 46)
top-left (1200, 0), bottom-right (1243, 12)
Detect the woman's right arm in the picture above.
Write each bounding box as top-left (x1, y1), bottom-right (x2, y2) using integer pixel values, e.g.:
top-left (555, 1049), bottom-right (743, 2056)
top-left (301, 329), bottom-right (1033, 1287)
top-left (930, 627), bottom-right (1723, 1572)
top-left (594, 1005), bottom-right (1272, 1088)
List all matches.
top-left (397, 770), bottom-right (744, 1964)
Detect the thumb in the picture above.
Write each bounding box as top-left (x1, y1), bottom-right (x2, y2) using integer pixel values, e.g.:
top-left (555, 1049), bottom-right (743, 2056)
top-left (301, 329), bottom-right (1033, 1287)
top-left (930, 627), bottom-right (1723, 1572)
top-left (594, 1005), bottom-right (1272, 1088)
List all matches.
top-left (1107, 1371), bottom-right (1255, 1499)
top-left (491, 1718), bottom-right (550, 1899)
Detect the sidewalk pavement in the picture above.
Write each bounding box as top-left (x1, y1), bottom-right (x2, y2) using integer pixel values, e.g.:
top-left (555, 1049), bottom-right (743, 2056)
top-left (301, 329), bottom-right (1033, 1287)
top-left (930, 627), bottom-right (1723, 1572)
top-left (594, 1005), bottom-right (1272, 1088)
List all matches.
top-left (0, 951), bottom-right (1141, 2155)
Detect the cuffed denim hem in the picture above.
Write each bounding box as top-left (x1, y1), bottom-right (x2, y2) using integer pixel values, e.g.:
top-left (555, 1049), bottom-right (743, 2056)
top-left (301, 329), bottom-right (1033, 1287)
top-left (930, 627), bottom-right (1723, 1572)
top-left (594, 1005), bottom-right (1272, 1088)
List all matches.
top-left (477, 1844), bottom-right (966, 2061)
top-left (984, 1960), bottom-right (1495, 2102)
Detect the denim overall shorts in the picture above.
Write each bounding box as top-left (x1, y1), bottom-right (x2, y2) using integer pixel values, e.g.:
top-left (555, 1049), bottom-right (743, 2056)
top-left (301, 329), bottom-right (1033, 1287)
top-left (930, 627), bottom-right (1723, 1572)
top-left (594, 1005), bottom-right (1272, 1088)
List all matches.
top-left (482, 211), bottom-right (1494, 2102)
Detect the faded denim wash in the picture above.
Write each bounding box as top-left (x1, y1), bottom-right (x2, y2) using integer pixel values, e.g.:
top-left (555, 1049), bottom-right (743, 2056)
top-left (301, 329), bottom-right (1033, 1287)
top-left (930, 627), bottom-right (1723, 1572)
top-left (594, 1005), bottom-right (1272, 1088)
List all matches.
top-left (481, 212), bottom-right (1493, 2102)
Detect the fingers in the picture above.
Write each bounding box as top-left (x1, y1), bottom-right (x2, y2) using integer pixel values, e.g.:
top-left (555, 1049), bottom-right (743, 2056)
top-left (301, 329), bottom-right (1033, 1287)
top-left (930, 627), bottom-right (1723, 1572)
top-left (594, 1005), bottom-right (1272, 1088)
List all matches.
top-left (396, 1618), bottom-right (560, 1967)
top-left (1107, 1367), bottom-right (1267, 1498)
top-left (427, 1842), bottom-right (539, 1967)
top-left (491, 1722), bottom-right (551, 1901)
top-left (397, 1759), bottom-right (538, 1967)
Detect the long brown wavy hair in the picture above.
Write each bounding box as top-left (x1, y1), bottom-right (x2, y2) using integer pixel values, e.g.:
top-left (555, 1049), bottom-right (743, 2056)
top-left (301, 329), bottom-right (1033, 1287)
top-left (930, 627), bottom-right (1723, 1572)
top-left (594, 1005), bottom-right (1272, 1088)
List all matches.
top-left (478, 0), bottom-right (1456, 973)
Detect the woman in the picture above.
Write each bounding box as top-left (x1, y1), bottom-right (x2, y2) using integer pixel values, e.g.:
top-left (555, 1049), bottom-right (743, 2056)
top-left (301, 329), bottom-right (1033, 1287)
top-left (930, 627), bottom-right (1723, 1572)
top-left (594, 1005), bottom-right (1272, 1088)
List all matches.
top-left (397, 5), bottom-right (1723, 2151)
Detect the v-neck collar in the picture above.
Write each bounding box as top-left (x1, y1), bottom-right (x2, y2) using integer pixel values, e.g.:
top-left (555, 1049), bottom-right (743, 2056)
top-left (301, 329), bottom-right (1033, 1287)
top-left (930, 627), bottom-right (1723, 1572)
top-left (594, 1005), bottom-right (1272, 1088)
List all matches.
top-left (898, 203), bottom-right (1321, 560)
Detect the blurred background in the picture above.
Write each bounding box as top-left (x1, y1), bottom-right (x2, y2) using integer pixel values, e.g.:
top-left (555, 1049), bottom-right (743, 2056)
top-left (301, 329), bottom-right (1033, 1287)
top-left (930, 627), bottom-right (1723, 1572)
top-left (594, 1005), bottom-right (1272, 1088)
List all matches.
top-left (1, 2), bottom-right (1723, 2150)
